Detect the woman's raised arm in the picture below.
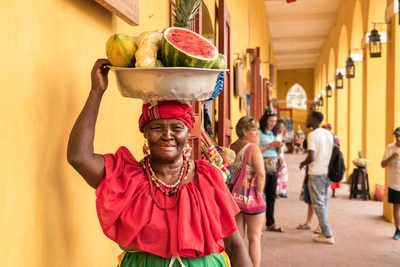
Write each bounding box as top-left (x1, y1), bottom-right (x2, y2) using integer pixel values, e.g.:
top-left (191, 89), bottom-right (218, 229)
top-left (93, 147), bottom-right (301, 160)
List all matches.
top-left (67, 59), bottom-right (110, 189)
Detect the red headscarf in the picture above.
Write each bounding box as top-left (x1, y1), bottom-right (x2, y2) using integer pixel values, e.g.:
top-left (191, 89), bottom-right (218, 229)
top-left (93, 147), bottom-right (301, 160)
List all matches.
top-left (138, 101), bottom-right (195, 133)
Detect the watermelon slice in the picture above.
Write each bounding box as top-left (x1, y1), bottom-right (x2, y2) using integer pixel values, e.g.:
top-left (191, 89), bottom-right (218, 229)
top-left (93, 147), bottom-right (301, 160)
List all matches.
top-left (161, 27), bottom-right (218, 68)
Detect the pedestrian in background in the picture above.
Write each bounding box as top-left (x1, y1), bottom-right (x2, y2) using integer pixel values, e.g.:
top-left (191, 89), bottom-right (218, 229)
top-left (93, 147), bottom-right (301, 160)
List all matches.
top-left (230, 116), bottom-right (266, 267)
top-left (274, 119), bottom-right (289, 198)
top-left (322, 123), bottom-right (341, 197)
top-left (381, 127), bottom-right (400, 240)
top-left (299, 111), bottom-right (334, 244)
top-left (296, 138), bottom-right (321, 234)
top-left (259, 109), bottom-right (285, 232)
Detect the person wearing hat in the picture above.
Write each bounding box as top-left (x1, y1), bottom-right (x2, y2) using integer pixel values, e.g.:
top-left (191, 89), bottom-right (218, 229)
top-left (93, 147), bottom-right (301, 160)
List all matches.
top-left (381, 127), bottom-right (400, 240)
top-left (67, 59), bottom-right (252, 266)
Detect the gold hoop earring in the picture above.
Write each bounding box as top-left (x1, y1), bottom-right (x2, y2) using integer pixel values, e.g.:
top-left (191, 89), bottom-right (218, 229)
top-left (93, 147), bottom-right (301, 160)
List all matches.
top-left (143, 138), bottom-right (149, 156)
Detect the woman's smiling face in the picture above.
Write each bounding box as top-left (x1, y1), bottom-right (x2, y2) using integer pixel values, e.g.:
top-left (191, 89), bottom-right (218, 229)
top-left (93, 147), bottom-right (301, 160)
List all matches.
top-left (145, 119), bottom-right (189, 163)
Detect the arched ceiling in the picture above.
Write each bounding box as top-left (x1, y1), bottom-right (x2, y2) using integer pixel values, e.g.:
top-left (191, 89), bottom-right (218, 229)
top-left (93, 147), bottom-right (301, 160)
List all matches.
top-left (264, 0), bottom-right (342, 70)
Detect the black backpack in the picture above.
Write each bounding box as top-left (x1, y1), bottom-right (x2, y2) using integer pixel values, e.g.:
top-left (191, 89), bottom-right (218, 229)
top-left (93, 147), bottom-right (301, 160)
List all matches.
top-left (328, 134), bottom-right (346, 182)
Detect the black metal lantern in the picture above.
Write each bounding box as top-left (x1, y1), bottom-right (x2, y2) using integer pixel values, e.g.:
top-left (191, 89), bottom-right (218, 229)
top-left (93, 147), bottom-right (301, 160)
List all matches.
top-left (369, 29), bottom-right (381, 58)
top-left (318, 95), bottom-right (324, 106)
top-left (345, 57), bottom-right (355, 78)
top-left (313, 102), bottom-right (319, 111)
top-left (335, 72), bottom-right (343, 89)
top-left (326, 84), bottom-right (332, 97)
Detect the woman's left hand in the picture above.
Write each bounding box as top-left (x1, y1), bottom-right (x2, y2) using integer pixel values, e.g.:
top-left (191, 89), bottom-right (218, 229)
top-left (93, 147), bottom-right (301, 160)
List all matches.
top-left (272, 140), bottom-right (283, 148)
top-left (223, 230), bottom-right (253, 266)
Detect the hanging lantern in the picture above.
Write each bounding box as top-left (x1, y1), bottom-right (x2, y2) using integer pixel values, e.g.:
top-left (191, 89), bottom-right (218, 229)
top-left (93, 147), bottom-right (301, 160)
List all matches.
top-left (318, 95), bottom-right (324, 106)
top-left (335, 72), bottom-right (343, 89)
top-left (326, 84), bottom-right (332, 97)
top-left (346, 57), bottom-right (355, 78)
top-left (369, 29), bottom-right (381, 58)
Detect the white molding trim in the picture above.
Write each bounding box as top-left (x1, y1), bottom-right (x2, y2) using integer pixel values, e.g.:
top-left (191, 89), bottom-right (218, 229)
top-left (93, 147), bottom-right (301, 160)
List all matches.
top-left (350, 52), bottom-right (363, 62)
top-left (336, 67), bottom-right (345, 74)
top-left (363, 31), bottom-right (388, 44)
top-left (386, 0), bottom-right (398, 21)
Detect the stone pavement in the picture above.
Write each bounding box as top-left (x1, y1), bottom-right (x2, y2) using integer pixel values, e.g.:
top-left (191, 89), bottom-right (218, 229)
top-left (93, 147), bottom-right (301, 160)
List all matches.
top-left (258, 153), bottom-right (400, 267)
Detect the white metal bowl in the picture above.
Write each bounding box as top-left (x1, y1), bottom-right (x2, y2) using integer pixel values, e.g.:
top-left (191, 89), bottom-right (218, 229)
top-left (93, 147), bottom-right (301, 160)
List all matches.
top-left (353, 159), bottom-right (371, 168)
top-left (108, 66), bottom-right (227, 103)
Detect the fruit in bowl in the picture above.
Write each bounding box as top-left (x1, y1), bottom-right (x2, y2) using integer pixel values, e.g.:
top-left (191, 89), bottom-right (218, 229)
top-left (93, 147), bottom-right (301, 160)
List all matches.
top-left (353, 158), bottom-right (372, 168)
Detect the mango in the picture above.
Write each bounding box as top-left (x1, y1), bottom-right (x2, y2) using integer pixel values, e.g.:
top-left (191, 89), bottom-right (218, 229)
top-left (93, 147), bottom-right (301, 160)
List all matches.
top-left (106, 33), bottom-right (138, 67)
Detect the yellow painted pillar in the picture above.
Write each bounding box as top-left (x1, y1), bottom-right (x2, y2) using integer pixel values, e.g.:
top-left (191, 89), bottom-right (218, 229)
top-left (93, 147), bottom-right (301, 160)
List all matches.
top-left (334, 77), bottom-right (348, 175)
top-left (326, 88), bottom-right (335, 126)
top-left (362, 35), bottom-right (387, 200)
top-left (383, 13), bottom-right (400, 221)
top-left (346, 60), bottom-right (363, 181)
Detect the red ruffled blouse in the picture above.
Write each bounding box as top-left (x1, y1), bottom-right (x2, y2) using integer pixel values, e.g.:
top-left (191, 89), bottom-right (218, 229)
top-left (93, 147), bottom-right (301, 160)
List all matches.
top-left (96, 146), bottom-right (240, 259)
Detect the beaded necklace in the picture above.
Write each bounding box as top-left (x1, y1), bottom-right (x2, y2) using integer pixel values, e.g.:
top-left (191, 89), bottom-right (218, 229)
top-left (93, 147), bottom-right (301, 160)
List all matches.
top-left (141, 154), bottom-right (192, 210)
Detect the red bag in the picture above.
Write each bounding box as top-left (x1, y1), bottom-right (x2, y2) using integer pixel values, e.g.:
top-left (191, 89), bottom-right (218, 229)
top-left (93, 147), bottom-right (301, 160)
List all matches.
top-left (231, 144), bottom-right (266, 214)
top-left (375, 184), bottom-right (384, 201)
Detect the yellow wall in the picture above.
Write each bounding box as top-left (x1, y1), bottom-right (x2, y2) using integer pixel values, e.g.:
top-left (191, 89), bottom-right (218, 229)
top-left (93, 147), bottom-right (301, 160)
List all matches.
top-left (315, 0), bottom-right (400, 214)
top-left (2, 1), bottom-right (399, 265)
top-left (0, 0), bottom-right (273, 266)
top-left (282, 0), bottom-right (399, 215)
top-left (227, 0), bottom-right (275, 139)
top-left (315, 0), bottom-right (364, 181)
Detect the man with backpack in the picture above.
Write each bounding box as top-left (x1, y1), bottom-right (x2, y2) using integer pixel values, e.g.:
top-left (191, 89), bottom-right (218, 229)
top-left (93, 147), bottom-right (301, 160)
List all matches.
top-left (299, 111), bottom-right (335, 244)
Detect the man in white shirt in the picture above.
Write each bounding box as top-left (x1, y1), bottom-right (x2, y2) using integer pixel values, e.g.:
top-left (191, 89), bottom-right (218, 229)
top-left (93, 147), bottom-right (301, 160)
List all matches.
top-left (381, 127), bottom-right (400, 240)
top-left (299, 111), bottom-right (334, 244)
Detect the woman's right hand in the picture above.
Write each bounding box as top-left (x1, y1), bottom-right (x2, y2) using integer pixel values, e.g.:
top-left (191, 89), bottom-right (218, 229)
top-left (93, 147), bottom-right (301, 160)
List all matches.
top-left (67, 59), bottom-right (110, 189)
top-left (91, 58), bottom-right (111, 92)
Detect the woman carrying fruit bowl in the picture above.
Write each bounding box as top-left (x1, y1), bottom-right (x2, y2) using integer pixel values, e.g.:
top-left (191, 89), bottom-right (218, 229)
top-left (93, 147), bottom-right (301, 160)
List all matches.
top-left (67, 59), bottom-right (252, 267)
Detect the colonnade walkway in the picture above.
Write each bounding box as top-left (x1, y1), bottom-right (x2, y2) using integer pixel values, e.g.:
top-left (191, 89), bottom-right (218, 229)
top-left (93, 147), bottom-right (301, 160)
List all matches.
top-left (258, 153), bottom-right (400, 267)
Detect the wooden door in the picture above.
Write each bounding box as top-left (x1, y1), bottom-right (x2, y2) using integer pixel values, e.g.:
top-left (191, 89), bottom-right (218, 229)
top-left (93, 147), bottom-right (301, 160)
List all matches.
top-left (247, 47), bottom-right (262, 119)
top-left (217, 0), bottom-right (232, 147)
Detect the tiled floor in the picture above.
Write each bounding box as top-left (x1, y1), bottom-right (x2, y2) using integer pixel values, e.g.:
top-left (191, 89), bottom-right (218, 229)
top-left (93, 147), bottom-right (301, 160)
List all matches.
top-left (258, 153), bottom-right (400, 267)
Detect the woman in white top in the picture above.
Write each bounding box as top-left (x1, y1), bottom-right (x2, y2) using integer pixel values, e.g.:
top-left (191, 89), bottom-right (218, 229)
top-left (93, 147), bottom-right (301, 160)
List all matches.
top-left (229, 116), bottom-right (265, 267)
top-left (274, 120), bottom-right (289, 198)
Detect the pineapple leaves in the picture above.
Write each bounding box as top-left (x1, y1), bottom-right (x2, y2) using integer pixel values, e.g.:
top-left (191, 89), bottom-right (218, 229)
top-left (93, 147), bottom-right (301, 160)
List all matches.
top-left (170, 0), bottom-right (202, 28)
